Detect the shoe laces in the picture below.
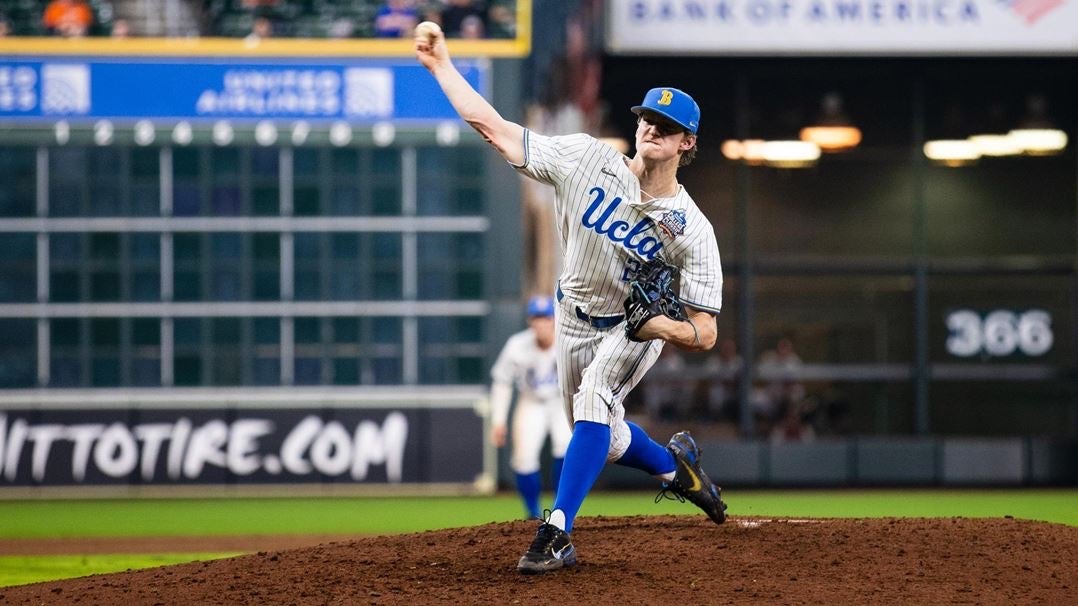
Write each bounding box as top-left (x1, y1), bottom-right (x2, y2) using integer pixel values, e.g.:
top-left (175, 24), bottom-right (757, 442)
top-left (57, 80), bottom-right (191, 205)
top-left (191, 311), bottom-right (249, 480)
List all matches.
top-left (527, 509), bottom-right (560, 552)
top-left (654, 482), bottom-right (686, 505)
top-left (528, 524), bottom-right (560, 552)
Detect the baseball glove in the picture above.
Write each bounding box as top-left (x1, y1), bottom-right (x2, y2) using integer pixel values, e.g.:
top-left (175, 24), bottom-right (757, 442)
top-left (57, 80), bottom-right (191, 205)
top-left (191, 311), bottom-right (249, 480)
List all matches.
top-left (623, 257), bottom-right (687, 342)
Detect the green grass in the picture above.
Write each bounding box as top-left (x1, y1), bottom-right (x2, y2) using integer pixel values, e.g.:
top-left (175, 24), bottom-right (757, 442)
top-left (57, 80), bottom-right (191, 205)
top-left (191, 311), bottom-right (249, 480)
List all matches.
top-left (1, 489), bottom-right (1074, 588)
top-left (724, 489), bottom-right (1078, 524)
top-left (1, 489), bottom-right (1075, 539)
top-left (0, 554), bottom-right (241, 588)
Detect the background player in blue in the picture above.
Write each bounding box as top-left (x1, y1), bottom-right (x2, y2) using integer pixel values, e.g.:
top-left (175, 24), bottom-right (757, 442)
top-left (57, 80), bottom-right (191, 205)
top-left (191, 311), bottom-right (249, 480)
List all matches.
top-left (489, 295), bottom-right (571, 520)
top-left (416, 21), bottom-right (727, 575)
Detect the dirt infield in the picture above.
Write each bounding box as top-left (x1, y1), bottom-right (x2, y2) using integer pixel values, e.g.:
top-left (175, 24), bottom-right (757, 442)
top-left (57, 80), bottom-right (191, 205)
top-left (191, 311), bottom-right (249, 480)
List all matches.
top-left (1, 515), bottom-right (1075, 605)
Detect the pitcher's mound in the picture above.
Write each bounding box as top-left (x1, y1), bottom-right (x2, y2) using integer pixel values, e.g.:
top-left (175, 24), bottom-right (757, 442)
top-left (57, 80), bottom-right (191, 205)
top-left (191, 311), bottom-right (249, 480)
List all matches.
top-left (2, 515), bottom-right (1075, 605)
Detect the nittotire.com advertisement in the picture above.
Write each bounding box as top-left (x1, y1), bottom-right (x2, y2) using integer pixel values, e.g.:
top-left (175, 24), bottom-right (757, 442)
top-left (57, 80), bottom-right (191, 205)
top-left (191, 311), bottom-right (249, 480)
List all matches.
top-left (0, 407), bottom-right (483, 487)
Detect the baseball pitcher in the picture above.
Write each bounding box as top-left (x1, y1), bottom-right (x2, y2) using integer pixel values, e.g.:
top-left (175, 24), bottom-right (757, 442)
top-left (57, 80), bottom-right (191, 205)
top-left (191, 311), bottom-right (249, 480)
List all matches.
top-left (489, 295), bottom-right (571, 520)
top-left (416, 22), bottom-right (727, 575)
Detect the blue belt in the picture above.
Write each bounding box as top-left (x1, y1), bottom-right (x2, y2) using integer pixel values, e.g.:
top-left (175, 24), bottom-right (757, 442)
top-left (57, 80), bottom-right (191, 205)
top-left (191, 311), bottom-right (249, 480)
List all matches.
top-left (556, 285), bottom-right (625, 330)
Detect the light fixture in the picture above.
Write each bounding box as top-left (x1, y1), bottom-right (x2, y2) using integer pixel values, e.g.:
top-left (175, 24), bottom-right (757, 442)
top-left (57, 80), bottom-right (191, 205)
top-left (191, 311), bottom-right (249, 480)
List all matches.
top-left (133, 120), bottom-right (155, 146)
top-left (54, 120), bottom-right (70, 145)
top-left (436, 121), bottom-right (461, 146)
top-left (329, 121), bottom-right (353, 146)
top-left (720, 139), bottom-right (768, 164)
top-left (212, 120), bottom-right (234, 146)
top-left (93, 120), bottom-right (114, 146)
top-left (1008, 129), bottom-right (1068, 156)
top-left (372, 122), bottom-right (395, 147)
top-left (254, 121), bottom-right (278, 146)
top-left (762, 140), bottom-right (821, 168)
top-left (923, 140), bottom-right (980, 167)
top-left (291, 121), bottom-right (311, 146)
top-left (720, 139), bottom-right (744, 161)
top-left (722, 139), bottom-right (814, 167)
top-left (741, 139), bottom-right (767, 165)
top-left (968, 134), bottom-right (1021, 157)
top-left (799, 92), bottom-right (862, 152)
top-left (1009, 94), bottom-right (1068, 156)
top-left (172, 121), bottom-right (193, 146)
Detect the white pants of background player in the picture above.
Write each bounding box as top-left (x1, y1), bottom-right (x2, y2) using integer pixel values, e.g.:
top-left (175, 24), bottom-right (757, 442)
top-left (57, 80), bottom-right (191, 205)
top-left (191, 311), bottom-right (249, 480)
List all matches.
top-left (554, 297), bottom-right (664, 462)
top-left (510, 396), bottom-right (572, 478)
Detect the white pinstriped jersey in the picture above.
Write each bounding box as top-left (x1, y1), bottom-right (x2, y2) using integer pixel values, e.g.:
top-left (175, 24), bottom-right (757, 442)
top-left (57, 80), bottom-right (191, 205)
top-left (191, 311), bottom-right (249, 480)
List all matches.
top-left (513, 131), bottom-right (723, 317)
top-left (489, 328), bottom-right (561, 426)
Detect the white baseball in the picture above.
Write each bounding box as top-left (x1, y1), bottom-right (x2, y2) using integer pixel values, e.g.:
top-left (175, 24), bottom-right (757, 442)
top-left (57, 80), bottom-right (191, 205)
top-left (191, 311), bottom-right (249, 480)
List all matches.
top-left (415, 21), bottom-right (441, 43)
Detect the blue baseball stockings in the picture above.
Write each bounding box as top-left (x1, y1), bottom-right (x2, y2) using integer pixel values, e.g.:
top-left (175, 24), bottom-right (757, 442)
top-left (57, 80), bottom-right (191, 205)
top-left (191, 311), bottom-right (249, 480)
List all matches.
top-left (551, 457), bottom-right (564, 498)
top-left (615, 421), bottom-right (676, 476)
top-left (515, 471), bottom-right (542, 519)
top-left (551, 421), bottom-right (610, 533)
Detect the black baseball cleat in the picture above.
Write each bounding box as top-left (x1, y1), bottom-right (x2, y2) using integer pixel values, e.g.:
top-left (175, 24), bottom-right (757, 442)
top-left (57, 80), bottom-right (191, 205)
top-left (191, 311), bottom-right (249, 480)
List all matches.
top-left (517, 521), bottom-right (577, 574)
top-left (657, 431), bottom-right (728, 525)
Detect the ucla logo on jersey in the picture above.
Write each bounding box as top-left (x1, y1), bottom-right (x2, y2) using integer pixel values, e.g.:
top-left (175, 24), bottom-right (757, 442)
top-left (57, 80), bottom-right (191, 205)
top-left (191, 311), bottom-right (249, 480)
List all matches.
top-left (581, 187), bottom-right (664, 260)
top-left (658, 209), bottom-right (686, 239)
top-left (525, 366), bottom-right (558, 391)
top-left (658, 90), bottom-right (674, 106)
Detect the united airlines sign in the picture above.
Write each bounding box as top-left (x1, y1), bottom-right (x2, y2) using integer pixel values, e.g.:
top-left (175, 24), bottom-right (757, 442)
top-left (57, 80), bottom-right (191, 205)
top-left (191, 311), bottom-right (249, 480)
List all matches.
top-left (608, 0), bottom-right (1078, 54)
top-left (0, 59), bottom-right (486, 122)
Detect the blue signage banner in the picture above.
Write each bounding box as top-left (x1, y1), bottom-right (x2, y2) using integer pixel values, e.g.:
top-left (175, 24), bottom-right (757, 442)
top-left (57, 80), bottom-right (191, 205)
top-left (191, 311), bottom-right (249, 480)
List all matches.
top-left (0, 58), bottom-right (484, 123)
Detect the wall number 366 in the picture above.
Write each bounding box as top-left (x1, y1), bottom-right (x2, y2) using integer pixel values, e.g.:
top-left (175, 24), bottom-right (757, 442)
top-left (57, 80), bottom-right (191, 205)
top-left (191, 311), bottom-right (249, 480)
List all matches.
top-left (945, 309), bottom-right (1053, 357)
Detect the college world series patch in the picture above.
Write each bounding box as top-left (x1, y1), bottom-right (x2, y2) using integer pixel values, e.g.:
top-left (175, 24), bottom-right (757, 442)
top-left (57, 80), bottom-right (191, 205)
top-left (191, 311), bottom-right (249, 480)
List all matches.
top-left (658, 209), bottom-right (686, 238)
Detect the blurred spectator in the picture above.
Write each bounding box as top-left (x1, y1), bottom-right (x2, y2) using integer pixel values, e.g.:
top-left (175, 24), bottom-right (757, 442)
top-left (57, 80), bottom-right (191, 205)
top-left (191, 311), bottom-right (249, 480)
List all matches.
top-left (458, 13), bottom-right (483, 39)
top-left (110, 17), bottom-right (130, 38)
top-left (374, 0), bottom-right (418, 38)
top-left (641, 347), bottom-right (694, 422)
top-left (328, 17), bottom-right (355, 39)
top-left (0, 16), bottom-right (11, 37)
top-left (418, 3), bottom-right (443, 25)
top-left (440, 0), bottom-right (485, 38)
top-left (770, 398), bottom-right (816, 443)
top-left (753, 336), bottom-right (807, 431)
top-left (42, 0), bottom-right (93, 37)
top-left (702, 338), bottom-right (742, 422)
top-left (244, 15), bottom-right (273, 44)
top-left (486, 2), bottom-right (515, 38)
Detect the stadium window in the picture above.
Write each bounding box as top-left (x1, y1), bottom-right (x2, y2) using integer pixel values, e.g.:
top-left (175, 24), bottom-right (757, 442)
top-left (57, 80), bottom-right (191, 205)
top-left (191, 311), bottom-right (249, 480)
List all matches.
top-left (293, 316), bottom-right (323, 386)
top-left (49, 233), bottom-right (84, 303)
top-left (210, 317), bottom-right (243, 385)
top-left (90, 318), bottom-right (121, 387)
top-left (130, 318), bottom-right (162, 387)
top-left (252, 317), bottom-right (281, 386)
top-left (129, 147), bottom-right (161, 216)
top-left (50, 318), bottom-right (82, 387)
top-left (252, 233), bottom-right (281, 301)
top-left (0, 319), bottom-right (36, 388)
top-left (129, 233), bottom-right (161, 302)
top-left (49, 147), bottom-right (88, 217)
top-left (0, 233), bottom-right (36, 303)
top-left (0, 148), bottom-right (36, 217)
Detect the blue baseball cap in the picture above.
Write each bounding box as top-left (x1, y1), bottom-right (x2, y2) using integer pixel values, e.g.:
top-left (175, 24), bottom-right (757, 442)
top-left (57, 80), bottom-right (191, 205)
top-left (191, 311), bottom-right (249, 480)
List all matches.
top-left (631, 87), bottom-right (700, 134)
top-left (526, 295), bottom-right (555, 318)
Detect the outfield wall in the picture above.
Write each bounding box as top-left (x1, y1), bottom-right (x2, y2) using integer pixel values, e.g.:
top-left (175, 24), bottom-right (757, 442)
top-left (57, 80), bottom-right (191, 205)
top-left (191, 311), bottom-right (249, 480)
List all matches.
top-left (0, 387), bottom-right (495, 497)
top-left (597, 436), bottom-right (1078, 489)
top-left (2, 387), bottom-right (1075, 498)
